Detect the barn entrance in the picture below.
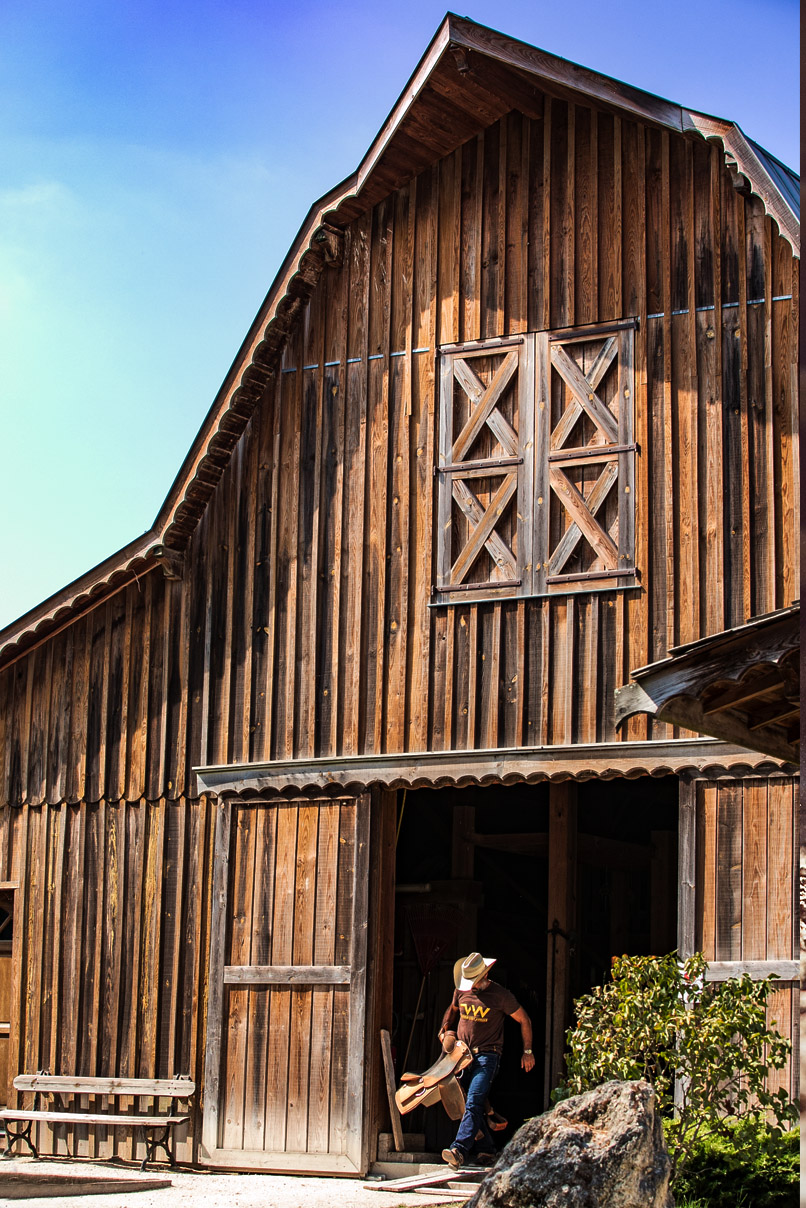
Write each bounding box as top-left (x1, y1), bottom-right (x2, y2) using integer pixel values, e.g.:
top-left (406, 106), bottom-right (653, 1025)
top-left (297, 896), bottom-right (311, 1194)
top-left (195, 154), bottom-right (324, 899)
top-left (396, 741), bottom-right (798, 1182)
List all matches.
top-left (391, 777), bottom-right (678, 1153)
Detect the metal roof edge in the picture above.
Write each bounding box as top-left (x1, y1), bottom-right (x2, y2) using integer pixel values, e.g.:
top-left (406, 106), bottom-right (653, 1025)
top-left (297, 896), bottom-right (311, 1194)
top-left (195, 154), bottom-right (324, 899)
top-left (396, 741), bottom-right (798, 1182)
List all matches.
top-left (683, 112), bottom-right (800, 256)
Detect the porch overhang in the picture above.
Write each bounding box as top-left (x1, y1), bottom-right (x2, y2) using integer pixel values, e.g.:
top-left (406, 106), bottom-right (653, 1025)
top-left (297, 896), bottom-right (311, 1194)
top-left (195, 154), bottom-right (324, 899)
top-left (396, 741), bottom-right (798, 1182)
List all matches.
top-left (614, 605), bottom-right (799, 765)
top-left (194, 737), bottom-right (790, 797)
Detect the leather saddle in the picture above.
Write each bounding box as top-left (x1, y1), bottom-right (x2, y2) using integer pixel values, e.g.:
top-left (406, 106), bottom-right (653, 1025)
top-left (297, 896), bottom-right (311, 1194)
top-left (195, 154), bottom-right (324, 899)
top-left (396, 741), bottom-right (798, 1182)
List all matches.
top-left (394, 1039), bottom-right (472, 1121)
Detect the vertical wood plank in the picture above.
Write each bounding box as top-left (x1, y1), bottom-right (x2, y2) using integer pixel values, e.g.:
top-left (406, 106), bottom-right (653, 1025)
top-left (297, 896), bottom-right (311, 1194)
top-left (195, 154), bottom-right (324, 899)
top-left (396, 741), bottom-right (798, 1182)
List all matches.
top-left (385, 183), bottom-right (413, 753)
top-left (541, 99), bottom-right (552, 330)
top-left (146, 585), bottom-right (169, 801)
top-left (622, 121), bottom-right (647, 739)
top-left (286, 804), bottom-right (318, 1151)
top-left (741, 780), bottom-right (767, 959)
top-left (139, 800), bottom-right (164, 1078)
top-left (329, 802), bottom-right (355, 1156)
top-left (307, 802), bottom-right (339, 1152)
top-left (362, 198), bottom-right (393, 754)
top-left (250, 381), bottom-right (279, 764)
top-left (437, 146), bottom-right (461, 346)
top-left (201, 798), bottom-right (231, 1156)
top-left (767, 779), bottom-right (794, 958)
top-left (47, 805), bottom-right (67, 1099)
top-left (264, 804), bottom-right (298, 1151)
top-left (744, 198), bottom-right (773, 615)
top-left (9, 658), bottom-right (33, 808)
top-left (715, 782), bottom-right (742, 961)
top-left (61, 804), bottom-right (86, 1073)
top-left (125, 580), bottom-right (151, 802)
top-left (460, 132), bottom-right (483, 344)
top-left (101, 804), bottom-right (125, 1093)
top-left (231, 423), bottom-right (258, 768)
top-left (22, 808), bottom-right (46, 1086)
top-left (8, 807), bottom-right (29, 1109)
top-left (341, 218), bottom-right (370, 756)
top-left (221, 804), bottom-right (254, 1151)
top-left (26, 647), bottom-right (50, 807)
top-left (697, 781), bottom-right (717, 959)
top-left (242, 805), bottom-right (275, 1151)
top-left (345, 795), bottom-right (370, 1171)
top-left (771, 232), bottom-right (796, 609)
top-left (408, 165), bottom-right (437, 752)
top-left (274, 340), bottom-right (301, 759)
top-left (295, 283), bottom-right (325, 761)
top-left (319, 259), bottom-right (348, 757)
top-left (505, 110), bottom-right (529, 334)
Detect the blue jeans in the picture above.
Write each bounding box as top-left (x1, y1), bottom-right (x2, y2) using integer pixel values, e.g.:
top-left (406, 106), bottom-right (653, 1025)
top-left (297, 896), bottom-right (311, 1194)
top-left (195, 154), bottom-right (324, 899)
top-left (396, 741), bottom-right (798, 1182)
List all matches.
top-left (452, 1052), bottom-right (499, 1157)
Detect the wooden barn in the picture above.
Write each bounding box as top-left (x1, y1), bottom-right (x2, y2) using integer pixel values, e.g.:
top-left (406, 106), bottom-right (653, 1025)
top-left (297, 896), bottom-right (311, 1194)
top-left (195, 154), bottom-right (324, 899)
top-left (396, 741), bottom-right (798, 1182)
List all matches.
top-left (0, 14), bottom-right (799, 1177)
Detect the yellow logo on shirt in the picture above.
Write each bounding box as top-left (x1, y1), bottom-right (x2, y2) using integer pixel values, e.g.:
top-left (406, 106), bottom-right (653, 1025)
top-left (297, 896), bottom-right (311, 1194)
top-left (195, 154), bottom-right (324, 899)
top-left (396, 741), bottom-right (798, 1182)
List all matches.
top-left (460, 1003), bottom-right (490, 1021)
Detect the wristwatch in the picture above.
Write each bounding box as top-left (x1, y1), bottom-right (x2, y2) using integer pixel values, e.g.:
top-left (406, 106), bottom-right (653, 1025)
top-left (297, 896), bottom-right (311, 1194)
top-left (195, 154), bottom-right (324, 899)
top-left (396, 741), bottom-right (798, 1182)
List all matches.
top-left (523, 1049), bottom-right (533, 1055)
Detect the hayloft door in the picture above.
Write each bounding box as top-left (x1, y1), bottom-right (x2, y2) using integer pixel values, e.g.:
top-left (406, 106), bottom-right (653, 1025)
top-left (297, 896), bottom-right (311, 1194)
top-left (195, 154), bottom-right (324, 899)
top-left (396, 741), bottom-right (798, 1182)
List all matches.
top-left (201, 796), bottom-right (371, 1173)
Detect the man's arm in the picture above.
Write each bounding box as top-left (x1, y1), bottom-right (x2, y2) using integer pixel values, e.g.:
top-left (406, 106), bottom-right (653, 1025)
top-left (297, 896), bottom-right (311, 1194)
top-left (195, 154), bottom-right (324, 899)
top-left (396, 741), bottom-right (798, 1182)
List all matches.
top-left (439, 1002), bottom-right (460, 1051)
top-left (511, 1006), bottom-right (535, 1072)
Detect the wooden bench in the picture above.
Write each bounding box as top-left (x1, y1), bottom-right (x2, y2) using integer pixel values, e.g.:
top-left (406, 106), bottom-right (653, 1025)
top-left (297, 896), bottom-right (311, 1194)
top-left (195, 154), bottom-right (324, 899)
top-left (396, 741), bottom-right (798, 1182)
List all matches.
top-left (0, 1074), bottom-right (195, 1169)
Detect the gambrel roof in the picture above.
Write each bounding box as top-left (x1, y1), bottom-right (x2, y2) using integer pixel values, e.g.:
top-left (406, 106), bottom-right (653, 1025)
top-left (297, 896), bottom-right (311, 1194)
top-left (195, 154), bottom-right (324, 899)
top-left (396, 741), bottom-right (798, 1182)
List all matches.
top-left (0, 12), bottom-right (798, 667)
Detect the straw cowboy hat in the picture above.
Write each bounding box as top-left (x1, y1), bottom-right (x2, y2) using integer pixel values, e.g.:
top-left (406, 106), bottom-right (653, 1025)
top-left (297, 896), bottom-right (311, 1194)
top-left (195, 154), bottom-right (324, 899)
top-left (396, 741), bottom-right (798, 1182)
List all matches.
top-left (454, 952), bottom-right (496, 990)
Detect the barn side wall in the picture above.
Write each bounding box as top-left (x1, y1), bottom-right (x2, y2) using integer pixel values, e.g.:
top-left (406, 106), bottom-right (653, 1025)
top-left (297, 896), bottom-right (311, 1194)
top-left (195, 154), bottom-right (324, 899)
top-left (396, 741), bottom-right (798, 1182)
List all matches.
top-left (0, 796), bottom-right (214, 1160)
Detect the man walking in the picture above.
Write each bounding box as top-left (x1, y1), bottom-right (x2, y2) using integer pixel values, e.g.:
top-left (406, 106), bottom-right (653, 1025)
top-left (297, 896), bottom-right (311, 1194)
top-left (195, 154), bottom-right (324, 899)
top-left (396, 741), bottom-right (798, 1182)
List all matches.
top-left (438, 951), bottom-right (535, 1169)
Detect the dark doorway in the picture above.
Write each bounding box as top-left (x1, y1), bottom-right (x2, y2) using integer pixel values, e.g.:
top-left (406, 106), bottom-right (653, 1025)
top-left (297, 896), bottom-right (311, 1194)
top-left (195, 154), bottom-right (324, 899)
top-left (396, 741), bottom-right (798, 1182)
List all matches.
top-left (390, 776), bottom-right (678, 1153)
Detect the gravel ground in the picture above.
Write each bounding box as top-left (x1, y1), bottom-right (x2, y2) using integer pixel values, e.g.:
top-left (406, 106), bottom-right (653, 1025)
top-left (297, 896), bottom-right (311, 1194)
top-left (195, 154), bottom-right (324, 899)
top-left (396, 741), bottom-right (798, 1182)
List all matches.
top-left (0, 1159), bottom-right (465, 1208)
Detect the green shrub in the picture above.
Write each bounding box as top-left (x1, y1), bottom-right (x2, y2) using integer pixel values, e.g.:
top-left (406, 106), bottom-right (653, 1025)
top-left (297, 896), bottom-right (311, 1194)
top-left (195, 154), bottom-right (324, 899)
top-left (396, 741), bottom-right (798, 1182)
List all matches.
top-left (671, 1118), bottom-right (799, 1208)
top-left (556, 952), bottom-right (797, 1181)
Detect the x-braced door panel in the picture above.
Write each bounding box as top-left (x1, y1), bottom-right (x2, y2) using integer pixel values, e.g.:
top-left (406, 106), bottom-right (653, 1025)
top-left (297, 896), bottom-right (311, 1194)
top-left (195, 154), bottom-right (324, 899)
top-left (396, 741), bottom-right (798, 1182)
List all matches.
top-left (202, 796), bottom-right (371, 1174)
top-left (535, 326), bottom-right (635, 594)
top-left (436, 325), bottom-right (635, 603)
top-left (436, 339), bottom-right (534, 600)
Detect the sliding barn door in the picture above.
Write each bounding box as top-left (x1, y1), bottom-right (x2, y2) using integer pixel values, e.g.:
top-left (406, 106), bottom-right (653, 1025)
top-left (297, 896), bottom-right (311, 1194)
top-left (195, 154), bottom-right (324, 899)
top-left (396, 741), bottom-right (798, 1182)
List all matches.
top-left (201, 796), bottom-right (371, 1173)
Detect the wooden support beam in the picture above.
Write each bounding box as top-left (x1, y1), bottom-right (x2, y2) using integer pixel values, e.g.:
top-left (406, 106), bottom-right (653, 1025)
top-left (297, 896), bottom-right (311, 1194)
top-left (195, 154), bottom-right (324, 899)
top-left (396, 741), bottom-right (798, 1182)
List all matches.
top-left (543, 782), bottom-right (577, 1107)
top-left (469, 830), bottom-right (650, 869)
top-left (451, 806), bottom-right (476, 878)
top-left (701, 669), bottom-right (783, 715)
top-left (705, 960), bottom-right (799, 982)
top-left (471, 832), bottom-right (547, 856)
top-left (677, 781), bottom-right (697, 959)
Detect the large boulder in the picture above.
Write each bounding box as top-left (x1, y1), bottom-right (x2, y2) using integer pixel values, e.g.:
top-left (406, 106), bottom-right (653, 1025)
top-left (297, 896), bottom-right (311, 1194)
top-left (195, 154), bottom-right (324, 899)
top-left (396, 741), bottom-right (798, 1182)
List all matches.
top-left (466, 1079), bottom-right (673, 1208)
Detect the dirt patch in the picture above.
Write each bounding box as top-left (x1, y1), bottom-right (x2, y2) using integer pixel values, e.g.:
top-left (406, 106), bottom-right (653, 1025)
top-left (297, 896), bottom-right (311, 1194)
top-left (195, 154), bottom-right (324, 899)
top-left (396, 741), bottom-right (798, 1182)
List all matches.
top-left (0, 1160), bottom-right (461, 1208)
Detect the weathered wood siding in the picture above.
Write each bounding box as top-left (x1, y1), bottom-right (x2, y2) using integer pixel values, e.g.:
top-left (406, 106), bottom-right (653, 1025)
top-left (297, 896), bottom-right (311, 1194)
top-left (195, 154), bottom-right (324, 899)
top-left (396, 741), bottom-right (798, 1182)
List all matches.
top-left (0, 105), bottom-right (797, 802)
top-left (0, 796), bottom-right (215, 1161)
top-left (0, 787), bottom-right (394, 1164)
top-left (695, 777), bottom-right (799, 1101)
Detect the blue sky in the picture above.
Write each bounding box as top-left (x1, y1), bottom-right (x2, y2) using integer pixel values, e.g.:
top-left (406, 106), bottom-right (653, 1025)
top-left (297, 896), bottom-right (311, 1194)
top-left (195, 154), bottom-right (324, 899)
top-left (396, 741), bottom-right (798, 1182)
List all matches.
top-left (0, 0), bottom-right (798, 629)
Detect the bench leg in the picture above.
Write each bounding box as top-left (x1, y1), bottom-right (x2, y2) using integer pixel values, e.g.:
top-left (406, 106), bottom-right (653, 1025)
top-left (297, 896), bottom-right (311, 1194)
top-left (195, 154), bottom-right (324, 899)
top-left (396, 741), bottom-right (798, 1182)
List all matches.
top-left (138, 1124), bottom-right (173, 1172)
top-left (2, 1120), bottom-right (39, 1160)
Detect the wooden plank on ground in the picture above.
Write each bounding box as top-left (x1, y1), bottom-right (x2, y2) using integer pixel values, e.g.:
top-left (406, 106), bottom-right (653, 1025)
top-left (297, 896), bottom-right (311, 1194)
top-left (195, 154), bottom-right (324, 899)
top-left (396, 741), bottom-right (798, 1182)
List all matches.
top-left (365, 1167), bottom-right (487, 1190)
top-left (380, 1028), bottom-right (405, 1153)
